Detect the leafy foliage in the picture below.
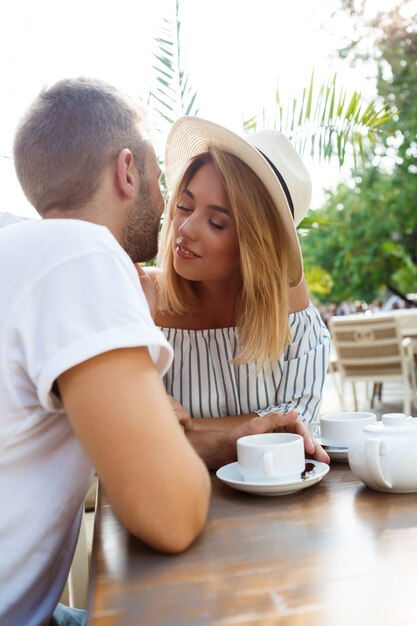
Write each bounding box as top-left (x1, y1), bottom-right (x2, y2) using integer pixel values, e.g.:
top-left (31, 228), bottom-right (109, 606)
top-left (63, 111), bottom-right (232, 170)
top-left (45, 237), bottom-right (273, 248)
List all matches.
top-left (301, 3), bottom-right (417, 304)
top-left (243, 72), bottom-right (396, 167)
top-left (302, 170), bottom-right (400, 302)
top-left (147, 0), bottom-right (199, 138)
top-left (304, 265), bottom-right (334, 298)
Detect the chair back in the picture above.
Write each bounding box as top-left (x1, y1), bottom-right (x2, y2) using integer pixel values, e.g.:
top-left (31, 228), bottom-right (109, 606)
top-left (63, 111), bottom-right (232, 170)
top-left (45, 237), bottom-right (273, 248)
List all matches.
top-left (329, 314), bottom-right (405, 382)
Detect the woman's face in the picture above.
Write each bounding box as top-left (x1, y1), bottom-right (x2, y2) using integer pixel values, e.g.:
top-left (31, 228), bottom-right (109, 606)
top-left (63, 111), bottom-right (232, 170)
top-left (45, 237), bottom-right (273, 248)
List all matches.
top-left (172, 161), bottom-right (240, 283)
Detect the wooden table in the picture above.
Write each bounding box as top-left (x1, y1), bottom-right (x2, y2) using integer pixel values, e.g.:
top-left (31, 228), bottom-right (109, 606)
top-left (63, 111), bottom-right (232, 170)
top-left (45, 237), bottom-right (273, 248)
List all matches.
top-left (87, 464), bottom-right (417, 626)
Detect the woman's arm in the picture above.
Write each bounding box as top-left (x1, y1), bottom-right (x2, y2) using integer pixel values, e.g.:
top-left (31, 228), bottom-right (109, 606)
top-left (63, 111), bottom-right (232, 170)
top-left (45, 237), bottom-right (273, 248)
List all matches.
top-left (169, 397), bottom-right (329, 467)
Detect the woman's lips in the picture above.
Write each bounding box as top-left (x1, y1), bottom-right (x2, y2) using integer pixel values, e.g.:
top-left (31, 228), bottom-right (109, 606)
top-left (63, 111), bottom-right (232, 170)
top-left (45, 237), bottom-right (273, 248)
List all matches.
top-left (176, 243), bottom-right (201, 259)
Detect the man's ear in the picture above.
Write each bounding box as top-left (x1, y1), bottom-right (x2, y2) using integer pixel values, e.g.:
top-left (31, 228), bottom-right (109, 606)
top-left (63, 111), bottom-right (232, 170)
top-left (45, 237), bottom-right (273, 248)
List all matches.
top-left (115, 149), bottom-right (137, 199)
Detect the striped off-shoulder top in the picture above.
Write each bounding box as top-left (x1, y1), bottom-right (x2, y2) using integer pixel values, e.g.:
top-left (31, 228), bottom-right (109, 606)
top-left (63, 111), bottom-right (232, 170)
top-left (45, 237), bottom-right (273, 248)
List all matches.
top-left (160, 302), bottom-right (331, 423)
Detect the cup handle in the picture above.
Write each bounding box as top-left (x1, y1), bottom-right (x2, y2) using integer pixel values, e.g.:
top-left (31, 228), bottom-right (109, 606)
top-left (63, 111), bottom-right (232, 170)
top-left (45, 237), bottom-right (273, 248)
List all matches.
top-left (365, 438), bottom-right (392, 489)
top-left (262, 451), bottom-right (275, 477)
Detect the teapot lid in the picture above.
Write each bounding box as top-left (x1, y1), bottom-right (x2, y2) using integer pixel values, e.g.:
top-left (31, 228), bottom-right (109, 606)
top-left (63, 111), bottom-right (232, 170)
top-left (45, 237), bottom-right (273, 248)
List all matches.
top-left (364, 413), bottom-right (417, 434)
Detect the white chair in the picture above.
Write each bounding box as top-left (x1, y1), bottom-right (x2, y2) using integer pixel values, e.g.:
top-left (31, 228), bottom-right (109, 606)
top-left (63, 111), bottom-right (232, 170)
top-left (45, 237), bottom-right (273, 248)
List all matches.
top-left (329, 314), bottom-right (417, 416)
top-left (60, 478), bottom-right (98, 610)
top-left (60, 511), bottom-right (89, 609)
top-left (327, 344), bottom-right (344, 407)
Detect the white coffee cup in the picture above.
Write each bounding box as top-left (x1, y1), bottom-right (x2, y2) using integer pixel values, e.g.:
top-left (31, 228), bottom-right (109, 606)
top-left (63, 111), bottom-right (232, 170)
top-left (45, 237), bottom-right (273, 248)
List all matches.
top-left (319, 412), bottom-right (377, 448)
top-left (237, 433), bottom-right (305, 482)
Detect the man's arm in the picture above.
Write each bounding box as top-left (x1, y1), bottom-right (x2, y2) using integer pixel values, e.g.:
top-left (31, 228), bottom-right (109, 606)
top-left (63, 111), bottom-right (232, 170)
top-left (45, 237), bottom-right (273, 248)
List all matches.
top-left (58, 347), bottom-right (211, 554)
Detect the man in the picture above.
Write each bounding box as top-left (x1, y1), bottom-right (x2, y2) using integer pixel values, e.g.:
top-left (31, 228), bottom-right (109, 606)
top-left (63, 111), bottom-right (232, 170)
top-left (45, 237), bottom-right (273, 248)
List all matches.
top-left (0, 77), bottom-right (211, 626)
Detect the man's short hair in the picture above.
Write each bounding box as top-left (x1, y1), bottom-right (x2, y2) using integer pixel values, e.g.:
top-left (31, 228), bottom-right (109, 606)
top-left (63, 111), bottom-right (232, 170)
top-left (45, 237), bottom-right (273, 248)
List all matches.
top-left (13, 77), bottom-right (148, 214)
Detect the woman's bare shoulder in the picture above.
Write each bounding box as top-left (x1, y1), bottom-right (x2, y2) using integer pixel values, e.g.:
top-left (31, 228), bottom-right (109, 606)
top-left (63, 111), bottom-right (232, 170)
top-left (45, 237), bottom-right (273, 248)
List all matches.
top-left (141, 267), bottom-right (182, 327)
top-left (142, 265), bottom-right (162, 288)
top-left (288, 275), bottom-right (309, 313)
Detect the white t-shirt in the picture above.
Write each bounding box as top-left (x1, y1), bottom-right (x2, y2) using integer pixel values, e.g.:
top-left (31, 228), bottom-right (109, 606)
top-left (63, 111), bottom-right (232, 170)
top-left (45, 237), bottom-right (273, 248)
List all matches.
top-left (0, 212), bottom-right (28, 227)
top-left (0, 219), bottom-right (173, 626)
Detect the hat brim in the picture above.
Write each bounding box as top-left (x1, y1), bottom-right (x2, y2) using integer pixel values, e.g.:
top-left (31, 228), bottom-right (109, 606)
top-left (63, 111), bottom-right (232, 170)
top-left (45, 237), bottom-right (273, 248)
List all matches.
top-left (165, 117), bottom-right (303, 287)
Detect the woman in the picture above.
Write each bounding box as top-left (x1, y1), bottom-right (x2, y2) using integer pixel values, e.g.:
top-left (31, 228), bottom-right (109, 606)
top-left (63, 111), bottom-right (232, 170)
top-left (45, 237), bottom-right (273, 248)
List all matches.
top-left (146, 117), bottom-right (330, 439)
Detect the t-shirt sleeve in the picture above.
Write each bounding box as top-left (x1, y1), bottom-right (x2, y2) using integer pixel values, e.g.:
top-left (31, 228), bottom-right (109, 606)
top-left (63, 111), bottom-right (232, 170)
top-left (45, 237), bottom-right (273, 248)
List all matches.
top-left (11, 249), bottom-right (173, 411)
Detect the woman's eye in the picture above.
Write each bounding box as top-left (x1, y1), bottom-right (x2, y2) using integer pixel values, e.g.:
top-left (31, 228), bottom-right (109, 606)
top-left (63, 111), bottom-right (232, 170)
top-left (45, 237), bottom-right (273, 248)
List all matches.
top-left (209, 220), bottom-right (225, 231)
top-left (176, 204), bottom-right (192, 213)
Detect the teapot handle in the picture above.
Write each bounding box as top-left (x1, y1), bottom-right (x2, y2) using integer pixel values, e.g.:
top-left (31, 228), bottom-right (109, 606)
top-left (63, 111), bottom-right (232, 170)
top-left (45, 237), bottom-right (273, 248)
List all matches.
top-left (365, 438), bottom-right (392, 489)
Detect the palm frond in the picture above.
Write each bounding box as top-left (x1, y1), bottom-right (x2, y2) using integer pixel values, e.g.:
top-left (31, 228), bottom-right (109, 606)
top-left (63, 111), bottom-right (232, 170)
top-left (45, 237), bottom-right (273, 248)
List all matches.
top-left (244, 71), bottom-right (397, 166)
top-left (147, 3), bottom-right (199, 136)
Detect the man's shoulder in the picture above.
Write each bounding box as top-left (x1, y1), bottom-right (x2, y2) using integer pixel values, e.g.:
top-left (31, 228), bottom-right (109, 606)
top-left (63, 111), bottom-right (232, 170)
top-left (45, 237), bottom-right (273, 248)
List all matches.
top-left (37, 217), bottom-right (110, 237)
top-left (0, 219), bottom-right (127, 287)
top-left (23, 218), bottom-right (120, 255)
top-left (0, 212), bottom-right (28, 228)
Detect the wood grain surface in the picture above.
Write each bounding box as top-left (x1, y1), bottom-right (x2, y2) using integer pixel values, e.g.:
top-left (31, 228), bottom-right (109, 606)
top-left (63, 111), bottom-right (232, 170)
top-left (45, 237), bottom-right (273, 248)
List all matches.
top-left (87, 464), bottom-right (417, 626)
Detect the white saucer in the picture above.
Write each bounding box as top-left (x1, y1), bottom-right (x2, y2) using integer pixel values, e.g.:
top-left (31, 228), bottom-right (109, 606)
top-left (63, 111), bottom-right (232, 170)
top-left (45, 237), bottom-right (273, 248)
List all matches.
top-left (315, 436), bottom-right (348, 462)
top-left (216, 459), bottom-right (330, 496)
top-left (324, 448), bottom-right (348, 462)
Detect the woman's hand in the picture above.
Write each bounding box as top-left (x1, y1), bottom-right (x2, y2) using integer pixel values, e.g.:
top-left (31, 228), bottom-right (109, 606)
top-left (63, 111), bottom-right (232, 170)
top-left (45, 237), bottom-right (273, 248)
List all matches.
top-left (164, 400), bottom-right (330, 468)
top-left (168, 396), bottom-right (193, 430)
top-left (226, 409), bottom-right (330, 464)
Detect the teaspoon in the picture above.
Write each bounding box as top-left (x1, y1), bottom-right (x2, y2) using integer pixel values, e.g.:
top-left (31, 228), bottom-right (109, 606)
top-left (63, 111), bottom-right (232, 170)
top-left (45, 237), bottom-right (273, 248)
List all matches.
top-left (301, 462), bottom-right (316, 480)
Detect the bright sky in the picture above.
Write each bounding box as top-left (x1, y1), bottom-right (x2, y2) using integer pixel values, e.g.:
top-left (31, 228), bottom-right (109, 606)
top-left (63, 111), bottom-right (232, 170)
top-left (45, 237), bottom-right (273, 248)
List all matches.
top-left (0, 0), bottom-right (404, 218)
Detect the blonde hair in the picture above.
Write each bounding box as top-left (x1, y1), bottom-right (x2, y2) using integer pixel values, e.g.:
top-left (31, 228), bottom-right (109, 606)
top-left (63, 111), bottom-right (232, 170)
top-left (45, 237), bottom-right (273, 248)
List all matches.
top-left (157, 147), bottom-right (291, 368)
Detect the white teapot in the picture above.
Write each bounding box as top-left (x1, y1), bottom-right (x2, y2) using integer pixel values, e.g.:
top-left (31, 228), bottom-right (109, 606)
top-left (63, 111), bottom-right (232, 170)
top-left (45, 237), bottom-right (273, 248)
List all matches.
top-left (348, 413), bottom-right (417, 493)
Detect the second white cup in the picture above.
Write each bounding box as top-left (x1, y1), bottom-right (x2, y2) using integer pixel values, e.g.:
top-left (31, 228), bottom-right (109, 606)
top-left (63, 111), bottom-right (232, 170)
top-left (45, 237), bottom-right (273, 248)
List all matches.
top-left (237, 432), bottom-right (305, 482)
top-left (319, 411), bottom-right (377, 448)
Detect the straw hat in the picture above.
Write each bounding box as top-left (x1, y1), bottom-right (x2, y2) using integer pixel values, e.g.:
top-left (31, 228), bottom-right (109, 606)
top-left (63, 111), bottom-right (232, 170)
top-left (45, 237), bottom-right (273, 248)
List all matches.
top-left (164, 116), bottom-right (312, 287)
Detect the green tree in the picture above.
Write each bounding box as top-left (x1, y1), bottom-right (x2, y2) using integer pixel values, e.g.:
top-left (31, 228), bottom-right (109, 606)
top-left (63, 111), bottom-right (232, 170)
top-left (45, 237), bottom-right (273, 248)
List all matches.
top-left (375, 4), bottom-right (417, 277)
top-left (301, 167), bottom-right (406, 302)
top-left (301, 2), bottom-right (417, 303)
